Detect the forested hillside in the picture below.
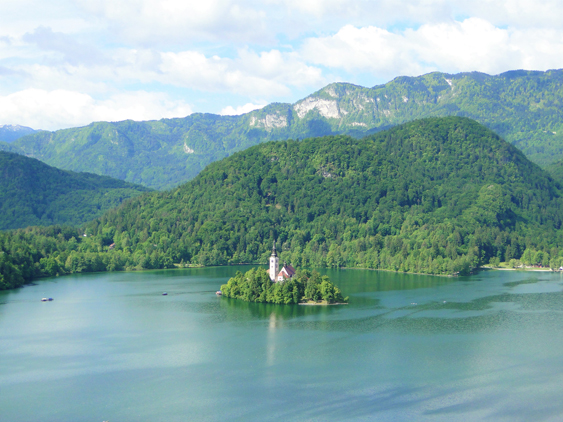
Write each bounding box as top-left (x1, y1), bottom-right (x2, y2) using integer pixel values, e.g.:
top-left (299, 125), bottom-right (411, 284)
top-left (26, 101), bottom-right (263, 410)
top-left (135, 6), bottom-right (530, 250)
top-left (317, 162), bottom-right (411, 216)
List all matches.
top-left (0, 151), bottom-right (150, 230)
top-left (2, 117), bottom-right (563, 291)
top-left (545, 159), bottom-right (563, 184)
top-left (4, 69), bottom-right (563, 189)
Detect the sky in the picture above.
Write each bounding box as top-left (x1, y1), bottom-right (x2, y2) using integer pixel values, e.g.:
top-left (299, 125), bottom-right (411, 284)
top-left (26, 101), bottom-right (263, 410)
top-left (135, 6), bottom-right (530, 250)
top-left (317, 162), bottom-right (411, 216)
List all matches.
top-left (1, 0), bottom-right (563, 131)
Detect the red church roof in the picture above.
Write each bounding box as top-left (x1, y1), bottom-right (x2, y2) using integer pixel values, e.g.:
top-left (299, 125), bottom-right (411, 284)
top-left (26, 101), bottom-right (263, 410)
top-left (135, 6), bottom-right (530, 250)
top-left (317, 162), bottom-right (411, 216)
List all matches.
top-left (277, 263), bottom-right (296, 281)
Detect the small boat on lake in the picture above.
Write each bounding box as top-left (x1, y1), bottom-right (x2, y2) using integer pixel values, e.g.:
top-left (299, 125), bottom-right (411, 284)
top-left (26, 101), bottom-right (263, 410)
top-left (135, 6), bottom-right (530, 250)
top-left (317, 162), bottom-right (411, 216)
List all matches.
top-left (162, 292), bottom-right (168, 296)
top-left (216, 291), bottom-right (222, 295)
top-left (41, 298), bottom-right (47, 302)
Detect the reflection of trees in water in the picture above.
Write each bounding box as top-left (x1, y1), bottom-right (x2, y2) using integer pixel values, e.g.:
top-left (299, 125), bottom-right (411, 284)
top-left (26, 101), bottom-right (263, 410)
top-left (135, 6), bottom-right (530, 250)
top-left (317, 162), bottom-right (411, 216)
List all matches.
top-left (180, 264), bottom-right (260, 279)
top-left (323, 268), bottom-right (453, 294)
top-left (217, 297), bottom-right (342, 366)
top-left (218, 296), bottom-right (336, 322)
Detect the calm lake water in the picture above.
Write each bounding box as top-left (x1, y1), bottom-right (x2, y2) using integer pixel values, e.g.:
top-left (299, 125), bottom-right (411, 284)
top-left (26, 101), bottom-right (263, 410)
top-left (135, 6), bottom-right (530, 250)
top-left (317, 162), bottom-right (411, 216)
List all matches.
top-left (2, 266), bottom-right (563, 421)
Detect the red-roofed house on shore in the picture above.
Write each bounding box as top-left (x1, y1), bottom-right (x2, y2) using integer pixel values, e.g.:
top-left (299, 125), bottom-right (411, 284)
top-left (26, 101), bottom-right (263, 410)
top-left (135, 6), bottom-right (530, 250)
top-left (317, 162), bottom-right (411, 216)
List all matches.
top-left (276, 263), bottom-right (296, 282)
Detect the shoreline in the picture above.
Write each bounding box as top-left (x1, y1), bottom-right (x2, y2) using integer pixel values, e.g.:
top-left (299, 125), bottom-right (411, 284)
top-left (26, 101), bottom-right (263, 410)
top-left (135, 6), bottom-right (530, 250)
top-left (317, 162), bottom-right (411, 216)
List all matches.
top-left (8, 263), bottom-right (560, 295)
top-left (338, 266), bottom-right (461, 278)
top-left (487, 267), bottom-right (555, 272)
top-left (482, 265), bottom-right (557, 272)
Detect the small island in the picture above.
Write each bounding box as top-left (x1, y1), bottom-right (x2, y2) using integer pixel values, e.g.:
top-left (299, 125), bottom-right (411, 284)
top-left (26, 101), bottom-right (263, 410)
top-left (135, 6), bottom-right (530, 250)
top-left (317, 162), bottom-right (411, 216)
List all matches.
top-left (220, 243), bottom-right (348, 305)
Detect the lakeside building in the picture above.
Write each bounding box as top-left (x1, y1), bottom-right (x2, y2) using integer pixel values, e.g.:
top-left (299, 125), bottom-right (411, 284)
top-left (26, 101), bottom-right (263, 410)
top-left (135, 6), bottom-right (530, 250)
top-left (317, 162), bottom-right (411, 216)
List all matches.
top-left (269, 242), bottom-right (296, 282)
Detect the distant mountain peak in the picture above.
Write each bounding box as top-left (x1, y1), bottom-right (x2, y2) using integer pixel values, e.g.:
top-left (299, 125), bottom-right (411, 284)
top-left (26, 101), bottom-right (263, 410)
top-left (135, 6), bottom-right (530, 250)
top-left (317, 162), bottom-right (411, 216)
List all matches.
top-left (0, 124), bottom-right (35, 131)
top-left (0, 125), bottom-right (37, 143)
top-left (4, 69), bottom-right (563, 189)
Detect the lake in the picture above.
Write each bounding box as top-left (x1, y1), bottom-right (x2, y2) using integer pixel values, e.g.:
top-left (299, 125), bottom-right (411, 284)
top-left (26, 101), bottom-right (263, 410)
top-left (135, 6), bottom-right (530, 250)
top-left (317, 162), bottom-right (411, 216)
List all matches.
top-left (1, 266), bottom-right (563, 421)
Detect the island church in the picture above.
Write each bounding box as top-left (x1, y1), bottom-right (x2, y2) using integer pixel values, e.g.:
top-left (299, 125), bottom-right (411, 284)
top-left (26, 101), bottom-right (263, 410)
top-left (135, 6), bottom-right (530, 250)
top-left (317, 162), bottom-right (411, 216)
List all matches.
top-left (269, 242), bottom-right (296, 282)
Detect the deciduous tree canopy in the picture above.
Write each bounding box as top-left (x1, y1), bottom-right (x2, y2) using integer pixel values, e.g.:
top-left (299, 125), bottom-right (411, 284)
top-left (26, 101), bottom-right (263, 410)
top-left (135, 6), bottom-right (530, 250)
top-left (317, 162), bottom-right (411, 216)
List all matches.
top-left (220, 267), bottom-right (347, 304)
top-left (2, 117), bottom-right (563, 291)
top-left (0, 151), bottom-right (150, 230)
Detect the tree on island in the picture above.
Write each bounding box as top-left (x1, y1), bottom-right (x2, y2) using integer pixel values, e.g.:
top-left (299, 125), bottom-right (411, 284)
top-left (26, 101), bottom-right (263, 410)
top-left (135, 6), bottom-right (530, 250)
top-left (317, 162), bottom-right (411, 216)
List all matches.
top-left (220, 267), bottom-right (348, 304)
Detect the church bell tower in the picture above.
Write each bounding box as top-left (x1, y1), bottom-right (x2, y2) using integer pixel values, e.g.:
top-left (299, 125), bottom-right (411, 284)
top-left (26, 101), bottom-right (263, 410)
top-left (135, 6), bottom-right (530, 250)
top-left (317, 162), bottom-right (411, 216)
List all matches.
top-left (269, 241), bottom-right (279, 281)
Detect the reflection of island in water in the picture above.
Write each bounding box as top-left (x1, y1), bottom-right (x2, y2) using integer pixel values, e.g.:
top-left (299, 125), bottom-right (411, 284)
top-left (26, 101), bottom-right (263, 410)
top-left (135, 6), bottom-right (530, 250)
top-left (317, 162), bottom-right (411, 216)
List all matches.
top-left (217, 296), bottom-right (340, 366)
top-left (219, 294), bottom-right (342, 320)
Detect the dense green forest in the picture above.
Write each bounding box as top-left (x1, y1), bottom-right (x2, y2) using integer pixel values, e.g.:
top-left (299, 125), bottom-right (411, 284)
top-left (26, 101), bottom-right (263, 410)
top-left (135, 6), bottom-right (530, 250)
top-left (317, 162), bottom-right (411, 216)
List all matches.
top-left (545, 159), bottom-right (563, 184)
top-left (0, 151), bottom-right (150, 230)
top-left (2, 117), bottom-right (563, 291)
top-left (4, 70), bottom-right (563, 189)
top-left (221, 267), bottom-right (347, 304)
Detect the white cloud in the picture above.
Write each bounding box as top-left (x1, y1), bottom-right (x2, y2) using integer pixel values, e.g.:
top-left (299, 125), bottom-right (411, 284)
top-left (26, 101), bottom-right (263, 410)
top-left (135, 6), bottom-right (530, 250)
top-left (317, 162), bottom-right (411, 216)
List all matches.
top-left (236, 49), bottom-right (323, 86)
top-left (0, 0), bottom-right (94, 38)
top-left (302, 25), bottom-right (422, 76)
top-left (460, 0), bottom-right (563, 29)
top-left (4, 1), bottom-right (563, 49)
top-left (76, 0), bottom-right (270, 44)
top-left (0, 89), bottom-right (192, 130)
top-left (220, 103), bottom-right (267, 115)
top-left (21, 27), bottom-right (107, 66)
top-left (2, 0), bottom-right (563, 131)
top-left (2, 29), bottom-right (325, 101)
top-left (302, 18), bottom-right (563, 78)
top-left (158, 49), bottom-right (324, 97)
top-left (271, 0), bottom-right (563, 29)
top-left (265, 0), bottom-right (357, 18)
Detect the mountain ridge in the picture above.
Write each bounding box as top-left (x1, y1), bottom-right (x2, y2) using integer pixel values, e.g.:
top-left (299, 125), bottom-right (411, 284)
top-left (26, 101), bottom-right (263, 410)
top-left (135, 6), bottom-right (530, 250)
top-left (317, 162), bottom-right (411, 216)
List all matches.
top-left (5, 69), bottom-right (563, 189)
top-left (0, 151), bottom-right (150, 230)
top-left (0, 124), bottom-right (37, 143)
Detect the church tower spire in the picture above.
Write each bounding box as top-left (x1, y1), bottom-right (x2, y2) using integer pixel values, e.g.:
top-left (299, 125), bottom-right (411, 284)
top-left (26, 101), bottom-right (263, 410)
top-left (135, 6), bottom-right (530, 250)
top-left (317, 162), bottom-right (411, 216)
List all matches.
top-left (269, 241), bottom-right (279, 281)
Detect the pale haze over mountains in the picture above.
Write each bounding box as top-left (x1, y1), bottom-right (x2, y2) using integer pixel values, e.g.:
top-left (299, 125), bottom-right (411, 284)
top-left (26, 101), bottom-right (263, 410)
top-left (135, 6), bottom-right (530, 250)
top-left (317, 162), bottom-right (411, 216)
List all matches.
top-left (0, 125), bottom-right (37, 143)
top-left (1, 0), bottom-right (563, 131)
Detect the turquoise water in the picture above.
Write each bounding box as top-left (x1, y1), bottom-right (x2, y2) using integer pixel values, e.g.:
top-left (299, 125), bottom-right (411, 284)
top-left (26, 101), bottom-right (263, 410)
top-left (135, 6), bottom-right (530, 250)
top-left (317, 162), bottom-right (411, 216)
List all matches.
top-left (1, 267), bottom-right (563, 421)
